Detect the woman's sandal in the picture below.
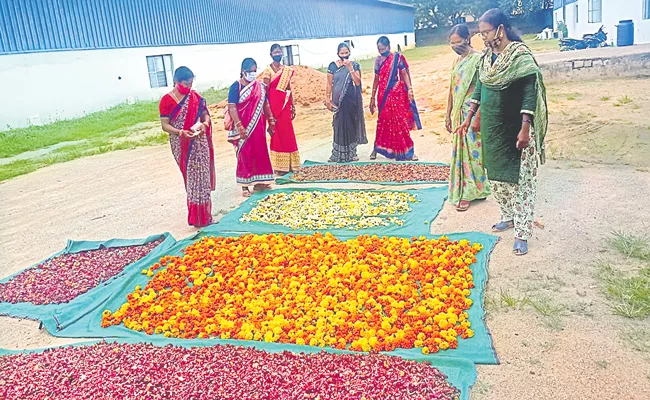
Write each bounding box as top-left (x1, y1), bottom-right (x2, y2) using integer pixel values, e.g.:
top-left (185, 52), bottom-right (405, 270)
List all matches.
top-left (456, 200), bottom-right (471, 212)
top-left (253, 184), bottom-right (272, 191)
top-left (513, 239), bottom-right (529, 256)
top-left (410, 155), bottom-right (419, 161)
top-left (242, 187), bottom-right (252, 198)
top-left (492, 220), bottom-right (514, 232)
top-left (370, 151), bottom-right (377, 160)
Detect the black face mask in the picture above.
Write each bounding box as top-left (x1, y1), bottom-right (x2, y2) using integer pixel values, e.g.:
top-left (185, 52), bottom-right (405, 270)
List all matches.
top-left (339, 55), bottom-right (350, 60)
top-left (452, 43), bottom-right (469, 55)
top-left (271, 55), bottom-right (282, 62)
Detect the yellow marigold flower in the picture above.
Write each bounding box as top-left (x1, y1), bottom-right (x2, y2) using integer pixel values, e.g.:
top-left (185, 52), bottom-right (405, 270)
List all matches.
top-left (102, 233), bottom-right (482, 354)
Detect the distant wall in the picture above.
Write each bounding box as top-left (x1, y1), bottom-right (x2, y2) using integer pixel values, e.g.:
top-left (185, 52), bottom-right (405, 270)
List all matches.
top-left (538, 46), bottom-right (650, 82)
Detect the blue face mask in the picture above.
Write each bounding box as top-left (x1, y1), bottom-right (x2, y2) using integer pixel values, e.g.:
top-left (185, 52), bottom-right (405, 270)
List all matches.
top-left (381, 50), bottom-right (390, 57)
top-left (272, 55), bottom-right (282, 63)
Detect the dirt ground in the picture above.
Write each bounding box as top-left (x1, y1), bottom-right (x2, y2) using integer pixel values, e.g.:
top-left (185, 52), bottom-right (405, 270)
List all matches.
top-left (1, 47), bottom-right (650, 399)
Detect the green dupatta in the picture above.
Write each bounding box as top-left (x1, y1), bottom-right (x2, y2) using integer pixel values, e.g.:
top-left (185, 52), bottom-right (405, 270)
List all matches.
top-left (479, 42), bottom-right (548, 164)
top-left (450, 52), bottom-right (481, 128)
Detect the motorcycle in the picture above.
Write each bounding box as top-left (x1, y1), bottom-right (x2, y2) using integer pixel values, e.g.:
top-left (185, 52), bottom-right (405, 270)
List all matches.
top-left (560, 26), bottom-right (608, 51)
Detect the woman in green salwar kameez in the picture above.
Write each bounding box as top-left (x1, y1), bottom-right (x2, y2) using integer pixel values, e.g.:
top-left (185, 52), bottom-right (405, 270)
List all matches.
top-left (446, 24), bottom-right (491, 212)
top-left (457, 9), bottom-right (548, 256)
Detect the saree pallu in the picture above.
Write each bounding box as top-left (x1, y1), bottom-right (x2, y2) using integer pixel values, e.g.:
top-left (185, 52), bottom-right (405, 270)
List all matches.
top-left (330, 62), bottom-right (367, 162)
top-left (448, 53), bottom-right (491, 205)
top-left (227, 81), bottom-right (274, 186)
top-left (374, 53), bottom-right (421, 161)
top-left (266, 66), bottom-right (300, 173)
top-left (473, 42), bottom-right (548, 183)
top-left (164, 91), bottom-right (216, 227)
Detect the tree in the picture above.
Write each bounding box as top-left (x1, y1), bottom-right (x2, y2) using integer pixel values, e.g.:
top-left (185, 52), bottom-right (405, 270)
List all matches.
top-left (498, 0), bottom-right (553, 17)
top-left (410, 0), bottom-right (502, 29)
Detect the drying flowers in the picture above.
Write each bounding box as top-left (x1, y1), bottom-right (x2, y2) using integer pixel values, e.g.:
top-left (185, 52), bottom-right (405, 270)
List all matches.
top-left (103, 234), bottom-right (482, 354)
top-left (240, 191), bottom-right (419, 230)
top-left (0, 240), bottom-right (162, 305)
top-left (290, 163), bottom-right (450, 183)
top-left (0, 342), bottom-right (461, 399)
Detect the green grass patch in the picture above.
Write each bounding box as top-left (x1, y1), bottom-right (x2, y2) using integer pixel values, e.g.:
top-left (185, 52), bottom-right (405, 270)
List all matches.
top-left (0, 88), bottom-right (226, 161)
top-left (0, 132), bottom-right (168, 182)
top-left (524, 296), bottom-right (565, 317)
top-left (200, 87), bottom-right (230, 105)
top-left (607, 230), bottom-right (650, 260)
top-left (617, 95), bottom-right (634, 106)
top-left (522, 34), bottom-right (560, 53)
top-left (0, 101), bottom-right (159, 159)
top-left (597, 261), bottom-right (650, 319)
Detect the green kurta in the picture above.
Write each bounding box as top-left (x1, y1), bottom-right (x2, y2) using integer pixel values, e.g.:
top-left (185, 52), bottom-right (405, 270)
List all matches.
top-left (472, 73), bottom-right (538, 183)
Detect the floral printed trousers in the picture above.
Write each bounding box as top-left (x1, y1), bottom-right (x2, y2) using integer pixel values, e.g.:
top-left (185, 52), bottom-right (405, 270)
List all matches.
top-left (490, 138), bottom-right (538, 241)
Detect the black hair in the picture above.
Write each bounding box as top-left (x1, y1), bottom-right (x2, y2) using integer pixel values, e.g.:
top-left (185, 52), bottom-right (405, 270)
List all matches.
top-left (449, 24), bottom-right (471, 41)
top-left (479, 8), bottom-right (523, 42)
top-left (241, 58), bottom-right (257, 72)
top-left (240, 58), bottom-right (257, 78)
top-left (173, 66), bottom-right (194, 83)
top-left (270, 43), bottom-right (282, 54)
top-left (377, 36), bottom-right (390, 47)
top-left (337, 42), bottom-right (350, 54)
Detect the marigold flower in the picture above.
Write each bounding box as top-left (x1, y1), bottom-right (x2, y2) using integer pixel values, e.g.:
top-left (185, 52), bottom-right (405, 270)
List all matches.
top-left (102, 234), bottom-right (481, 354)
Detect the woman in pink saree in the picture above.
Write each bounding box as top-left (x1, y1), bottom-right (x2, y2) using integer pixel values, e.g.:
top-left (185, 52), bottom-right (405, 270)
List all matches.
top-left (227, 58), bottom-right (276, 197)
top-left (159, 66), bottom-right (216, 227)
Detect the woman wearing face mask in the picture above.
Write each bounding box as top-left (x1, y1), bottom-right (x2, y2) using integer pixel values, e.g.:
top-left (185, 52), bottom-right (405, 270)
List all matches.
top-left (369, 36), bottom-right (421, 161)
top-left (445, 24), bottom-right (491, 212)
top-left (457, 9), bottom-right (548, 256)
top-left (159, 66), bottom-right (216, 227)
top-left (261, 44), bottom-right (300, 175)
top-left (325, 42), bottom-right (367, 163)
top-left (227, 58), bottom-right (275, 197)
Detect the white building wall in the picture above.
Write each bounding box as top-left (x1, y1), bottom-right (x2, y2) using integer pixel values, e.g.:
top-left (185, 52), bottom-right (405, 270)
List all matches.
top-left (554, 0), bottom-right (650, 45)
top-left (0, 32), bottom-right (415, 130)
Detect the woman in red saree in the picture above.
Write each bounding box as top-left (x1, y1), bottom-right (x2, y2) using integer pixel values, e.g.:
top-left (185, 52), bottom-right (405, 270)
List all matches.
top-left (369, 36), bottom-right (421, 161)
top-left (159, 67), bottom-right (217, 227)
top-left (262, 44), bottom-right (301, 175)
top-left (227, 58), bottom-right (276, 197)
top-left (159, 66), bottom-right (216, 227)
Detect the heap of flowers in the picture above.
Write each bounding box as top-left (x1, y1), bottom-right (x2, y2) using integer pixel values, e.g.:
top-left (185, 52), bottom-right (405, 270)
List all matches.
top-left (0, 342), bottom-right (461, 399)
top-left (290, 163), bottom-right (450, 183)
top-left (240, 191), bottom-right (419, 230)
top-left (0, 240), bottom-right (162, 305)
top-left (103, 234), bottom-right (482, 354)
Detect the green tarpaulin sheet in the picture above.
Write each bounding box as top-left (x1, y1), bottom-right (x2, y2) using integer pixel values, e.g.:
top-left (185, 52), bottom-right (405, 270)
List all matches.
top-left (0, 233), bottom-right (176, 323)
top-left (40, 231), bottom-right (499, 366)
top-left (275, 160), bottom-right (450, 186)
top-left (0, 339), bottom-right (477, 400)
top-left (204, 187), bottom-right (448, 237)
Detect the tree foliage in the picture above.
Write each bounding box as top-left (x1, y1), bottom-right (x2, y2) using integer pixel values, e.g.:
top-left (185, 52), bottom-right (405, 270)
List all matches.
top-left (498, 0), bottom-right (553, 16)
top-left (410, 0), bottom-right (552, 29)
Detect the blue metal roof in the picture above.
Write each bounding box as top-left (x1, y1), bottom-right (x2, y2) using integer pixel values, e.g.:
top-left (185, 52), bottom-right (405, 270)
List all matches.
top-left (0, 0), bottom-right (415, 55)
